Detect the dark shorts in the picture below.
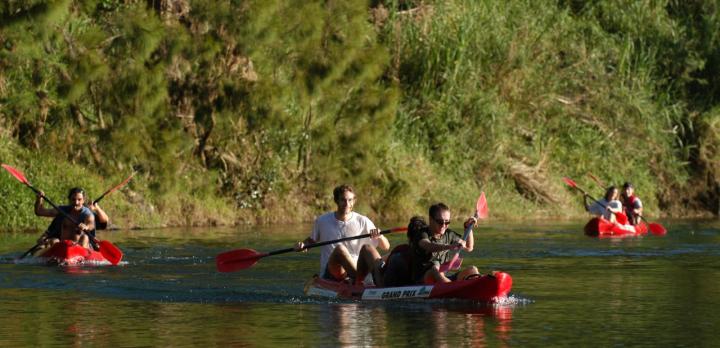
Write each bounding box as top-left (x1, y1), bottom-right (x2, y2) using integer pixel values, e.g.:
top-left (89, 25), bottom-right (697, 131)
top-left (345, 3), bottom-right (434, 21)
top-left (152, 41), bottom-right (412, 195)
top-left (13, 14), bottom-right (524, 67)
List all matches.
top-left (321, 265), bottom-right (349, 282)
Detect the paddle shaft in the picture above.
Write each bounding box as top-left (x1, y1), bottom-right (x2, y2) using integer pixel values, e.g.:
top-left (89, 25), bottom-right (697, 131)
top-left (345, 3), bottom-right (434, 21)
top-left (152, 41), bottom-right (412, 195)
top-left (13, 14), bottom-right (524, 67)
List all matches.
top-left (572, 184), bottom-right (619, 217)
top-left (293, 227), bottom-right (402, 255)
top-left (236, 228), bottom-right (404, 259)
top-left (240, 227), bottom-right (402, 258)
top-left (92, 172), bottom-right (134, 205)
top-left (19, 244), bottom-right (42, 259)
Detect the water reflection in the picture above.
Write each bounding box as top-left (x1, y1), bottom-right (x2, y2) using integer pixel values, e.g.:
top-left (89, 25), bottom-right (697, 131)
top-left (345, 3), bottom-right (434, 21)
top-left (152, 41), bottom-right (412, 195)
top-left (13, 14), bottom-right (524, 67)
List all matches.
top-left (2, 220), bottom-right (719, 346)
top-left (316, 302), bottom-right (514, 347)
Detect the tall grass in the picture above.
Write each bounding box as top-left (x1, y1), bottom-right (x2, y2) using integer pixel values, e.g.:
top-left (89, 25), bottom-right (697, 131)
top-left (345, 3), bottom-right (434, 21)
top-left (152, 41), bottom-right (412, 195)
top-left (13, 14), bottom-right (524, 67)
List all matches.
top-left (2, 0), bottom-right (720, 230)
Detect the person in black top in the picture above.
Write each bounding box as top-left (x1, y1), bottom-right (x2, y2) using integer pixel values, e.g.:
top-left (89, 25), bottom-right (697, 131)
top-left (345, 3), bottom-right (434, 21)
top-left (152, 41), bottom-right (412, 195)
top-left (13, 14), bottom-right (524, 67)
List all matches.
top-left (409, 203), bottom-right (479, 284)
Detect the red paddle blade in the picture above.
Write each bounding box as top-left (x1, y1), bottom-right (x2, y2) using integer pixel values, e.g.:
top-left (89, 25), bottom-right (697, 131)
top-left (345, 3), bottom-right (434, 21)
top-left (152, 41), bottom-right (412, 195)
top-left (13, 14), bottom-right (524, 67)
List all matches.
top-left (216, 248), bottom-right (266, 272)
top-left (439, 252), bottom-right (458, 273)
top-left (97, 240), bottom-right (123, 265)
top-left (562, 177), bottom-right (577, 188)
top-left (449, 255), bottom-right (463, 271)
top-left (439, 254), bottom-right (463, 273)
top-left (476, 192), bottom-right (488, 219)
top-left (649, 223), bottom-right (667, 236)
top-left (2, 164), bottom-right (30, 185)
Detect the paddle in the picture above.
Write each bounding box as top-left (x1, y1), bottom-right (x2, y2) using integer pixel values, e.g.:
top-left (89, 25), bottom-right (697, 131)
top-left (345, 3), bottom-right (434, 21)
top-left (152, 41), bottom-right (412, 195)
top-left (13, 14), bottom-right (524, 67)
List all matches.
top-left (93, 172), bottom-right (134, 205)
top-left (585, 173), bottom-right (667, 236)
top-left (86, 172), bottom-right (134, 251)
top-left (2, 164), bottom-right (123, 264)
top-left (564, 176), bottom-right (629, 224)
top-left (439, 192), bottom-right (488, 273)
top-left (216, 226), bottom-right (408, 273)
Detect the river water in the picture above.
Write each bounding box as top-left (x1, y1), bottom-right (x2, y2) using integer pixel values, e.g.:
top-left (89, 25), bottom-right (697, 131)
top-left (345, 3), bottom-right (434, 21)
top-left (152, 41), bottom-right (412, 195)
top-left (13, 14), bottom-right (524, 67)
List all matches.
top-left (0, 219), bottom-right (718, 347)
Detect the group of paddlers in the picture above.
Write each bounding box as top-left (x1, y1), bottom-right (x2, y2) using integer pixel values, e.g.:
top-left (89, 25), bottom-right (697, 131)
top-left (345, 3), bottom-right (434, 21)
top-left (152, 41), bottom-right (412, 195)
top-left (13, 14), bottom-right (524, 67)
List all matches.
top-left (584, 182), bottom-right (643, 226)
top-left (294, 184), bottom-right (481, 287)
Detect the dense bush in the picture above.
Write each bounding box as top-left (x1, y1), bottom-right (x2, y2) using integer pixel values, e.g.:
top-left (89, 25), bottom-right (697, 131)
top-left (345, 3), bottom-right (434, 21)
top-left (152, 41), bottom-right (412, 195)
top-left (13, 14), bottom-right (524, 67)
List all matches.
top-left (1, 0), bottom-right (719, 229)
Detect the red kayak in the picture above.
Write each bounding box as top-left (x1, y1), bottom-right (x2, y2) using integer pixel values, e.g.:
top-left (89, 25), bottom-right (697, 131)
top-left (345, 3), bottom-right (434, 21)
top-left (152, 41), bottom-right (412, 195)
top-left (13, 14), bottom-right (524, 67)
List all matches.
top-left (304, 271), bottom-right (512, 302)
top-left (35, 240), bottom-right (112, 266)
top-left (584, 217), bottom-right (648, 238)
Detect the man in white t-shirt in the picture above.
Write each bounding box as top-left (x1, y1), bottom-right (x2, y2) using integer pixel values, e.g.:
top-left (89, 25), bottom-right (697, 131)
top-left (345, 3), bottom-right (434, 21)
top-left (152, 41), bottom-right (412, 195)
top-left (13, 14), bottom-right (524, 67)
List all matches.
top-left (294, 185), bottom-right (390, 283)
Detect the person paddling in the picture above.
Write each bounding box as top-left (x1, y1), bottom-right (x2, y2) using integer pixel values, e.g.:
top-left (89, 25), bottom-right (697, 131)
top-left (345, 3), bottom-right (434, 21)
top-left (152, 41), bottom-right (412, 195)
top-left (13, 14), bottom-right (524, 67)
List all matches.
top-left (409, 203), bottom-right (479, 284)
top-left (37, 200), bottom-right (109, 252)
top-left (621, 182), bottom-right (643, 225)
top-left (34, 187), bottom-right (96, 251)
top-left (294, 185), bottom-right (390, 285)
top-left (584, 186), bottom-right (623, 223)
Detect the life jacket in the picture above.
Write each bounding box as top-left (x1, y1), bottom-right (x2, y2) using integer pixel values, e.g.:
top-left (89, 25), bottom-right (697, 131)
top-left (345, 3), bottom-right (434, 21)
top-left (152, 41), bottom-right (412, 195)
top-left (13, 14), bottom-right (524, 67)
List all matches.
top-left (623, 195), bottom-right (639, 225)
top-left (382, 244), bottom-right (413, 287)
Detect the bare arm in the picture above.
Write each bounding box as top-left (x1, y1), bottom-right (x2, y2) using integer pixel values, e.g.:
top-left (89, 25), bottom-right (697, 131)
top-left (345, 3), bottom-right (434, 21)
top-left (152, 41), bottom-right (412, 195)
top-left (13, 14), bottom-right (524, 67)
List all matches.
top-left (377, 235), bottom-right (390, 251)
top-left (91, 203), bottom-right (109, 225)
top-left (34, 192), bottom-right (57, 217)
top-left (464, 230), bottom-right (474, 252)
top-left (76, 214), bottom-right (96, 235)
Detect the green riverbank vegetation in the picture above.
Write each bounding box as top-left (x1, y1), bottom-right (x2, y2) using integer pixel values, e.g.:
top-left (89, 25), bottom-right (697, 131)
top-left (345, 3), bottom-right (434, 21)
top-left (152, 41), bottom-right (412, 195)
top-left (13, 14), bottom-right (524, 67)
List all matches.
top-left (2, 0), bottom-right (720, 230)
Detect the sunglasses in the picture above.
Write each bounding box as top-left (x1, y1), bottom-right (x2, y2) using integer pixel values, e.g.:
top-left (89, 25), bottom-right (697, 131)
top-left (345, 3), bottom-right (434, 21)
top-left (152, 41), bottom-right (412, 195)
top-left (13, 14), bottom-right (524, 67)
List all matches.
top-left (433, 217), bottom-right (450, 226)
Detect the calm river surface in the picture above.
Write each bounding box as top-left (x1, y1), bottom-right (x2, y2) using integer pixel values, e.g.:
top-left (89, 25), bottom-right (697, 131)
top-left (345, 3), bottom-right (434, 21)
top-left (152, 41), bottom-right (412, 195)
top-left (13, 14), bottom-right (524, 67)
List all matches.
top-left (1, 219), bottom-right (718, 347)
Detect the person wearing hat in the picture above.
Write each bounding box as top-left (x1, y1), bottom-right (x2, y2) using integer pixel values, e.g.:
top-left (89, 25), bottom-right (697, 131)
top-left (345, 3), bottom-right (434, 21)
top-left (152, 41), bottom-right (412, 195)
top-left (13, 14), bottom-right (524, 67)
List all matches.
top-left (621, 182), bottom-right (643, 225)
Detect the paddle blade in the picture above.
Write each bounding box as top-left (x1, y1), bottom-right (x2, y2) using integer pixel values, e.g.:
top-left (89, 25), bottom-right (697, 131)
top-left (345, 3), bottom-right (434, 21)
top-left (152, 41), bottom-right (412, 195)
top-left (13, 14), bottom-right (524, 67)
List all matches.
top-left (562, 177), bottom-right (577, 188)
top-left (2, 164), bottom-right (30, 185)
top-left (648, 223), bottom-right (667, 236)
top-left (476, 192), bottom-right (488, 219)
top-left (451, 257), bottom-right (463, 271)
top-left (439, 252), bottom-right (463, 273)
top-left (216, 248), bottom-right (266, 272)
top-left (97, 240), bottom-right (123, 265)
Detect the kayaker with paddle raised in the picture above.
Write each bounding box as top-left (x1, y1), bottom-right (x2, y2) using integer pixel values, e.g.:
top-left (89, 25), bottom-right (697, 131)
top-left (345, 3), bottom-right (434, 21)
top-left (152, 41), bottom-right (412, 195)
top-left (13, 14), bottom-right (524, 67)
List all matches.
top-left (409, 203), bottom-right (479, 284)
top-left (37, 200), bottom-right (109, 252)
top-left (34, 187), bottom-right (96, 251)
top-left (293, 184), bottom-right (390, 285)
top-left (621, 182), bottom-right (643, 225)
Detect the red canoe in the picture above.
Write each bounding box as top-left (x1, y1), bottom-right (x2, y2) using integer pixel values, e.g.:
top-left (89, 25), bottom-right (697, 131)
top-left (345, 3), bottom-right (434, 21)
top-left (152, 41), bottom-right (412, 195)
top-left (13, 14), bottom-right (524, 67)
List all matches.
top-left (304, 271), bottom-right (512, 302)
top-left (584, 217), bottom-right (648, 238)
top-left (35, 240), bottom-right (112, 266)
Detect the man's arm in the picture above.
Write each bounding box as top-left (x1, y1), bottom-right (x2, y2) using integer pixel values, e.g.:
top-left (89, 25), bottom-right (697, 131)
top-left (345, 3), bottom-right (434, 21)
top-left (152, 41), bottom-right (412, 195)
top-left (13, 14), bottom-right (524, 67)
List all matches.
top-left (77, 214), bottom-right (96, 235)
top-left (91, 203), bottom-right (109, 226)
top-left (34, 192), bottom-right (57, 217)
top-left (464, 230), bottom-right (474, 252)
top-left (377, 235), bottom-right (390, 251)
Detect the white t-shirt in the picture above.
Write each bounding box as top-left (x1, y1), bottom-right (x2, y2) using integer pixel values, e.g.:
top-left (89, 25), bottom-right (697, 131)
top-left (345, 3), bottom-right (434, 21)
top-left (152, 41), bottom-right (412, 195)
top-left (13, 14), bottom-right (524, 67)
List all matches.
top-left (588, 198), bottom-right (622, 220)
top-left (311, 211), bottom-right (377, 274)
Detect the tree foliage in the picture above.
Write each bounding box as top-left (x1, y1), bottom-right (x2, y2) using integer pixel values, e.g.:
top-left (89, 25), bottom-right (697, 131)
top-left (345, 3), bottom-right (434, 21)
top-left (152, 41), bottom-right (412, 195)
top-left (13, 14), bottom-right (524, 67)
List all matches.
top-left (1, 0), bottom-right (720, 229)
